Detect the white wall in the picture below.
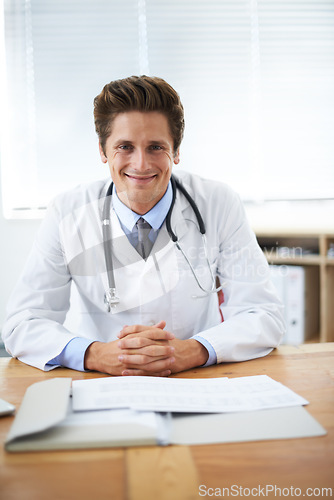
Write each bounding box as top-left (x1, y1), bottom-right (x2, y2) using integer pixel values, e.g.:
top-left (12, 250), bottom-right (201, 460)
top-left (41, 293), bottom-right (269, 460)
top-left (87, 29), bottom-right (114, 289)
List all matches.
top-left (0, 172), bottom-right (41, 331)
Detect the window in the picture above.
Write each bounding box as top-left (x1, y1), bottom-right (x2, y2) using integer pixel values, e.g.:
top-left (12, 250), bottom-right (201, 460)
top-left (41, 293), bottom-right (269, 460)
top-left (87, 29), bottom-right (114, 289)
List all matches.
top-left (1, 0), bottom-right (334, 218)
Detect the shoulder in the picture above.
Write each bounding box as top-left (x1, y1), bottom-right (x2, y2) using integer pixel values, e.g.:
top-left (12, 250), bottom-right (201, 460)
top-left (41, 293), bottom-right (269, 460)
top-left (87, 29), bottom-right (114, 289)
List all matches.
top-left (48, 178), bottom-right (110, 219)
top-left (173, 170), bottom-right (240, 208)
top-left (35, 178), bottom-right (111, 249)
top-left (172, 170), bottom-right (248, 239)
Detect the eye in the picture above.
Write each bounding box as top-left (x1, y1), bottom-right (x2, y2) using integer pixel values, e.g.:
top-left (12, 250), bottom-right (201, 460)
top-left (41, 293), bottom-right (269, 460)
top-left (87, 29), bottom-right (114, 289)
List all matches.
top-left (119, 144), bottom-right (133, 151)
top-left (149, 145), bottom-right (163, 151)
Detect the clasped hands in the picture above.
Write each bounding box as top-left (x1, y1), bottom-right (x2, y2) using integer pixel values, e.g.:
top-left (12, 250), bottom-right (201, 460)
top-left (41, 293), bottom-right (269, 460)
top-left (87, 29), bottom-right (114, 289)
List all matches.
top-left (117, 320), bottom-right (175, 376)
top-left (84, 320), bottom-right (209, 376)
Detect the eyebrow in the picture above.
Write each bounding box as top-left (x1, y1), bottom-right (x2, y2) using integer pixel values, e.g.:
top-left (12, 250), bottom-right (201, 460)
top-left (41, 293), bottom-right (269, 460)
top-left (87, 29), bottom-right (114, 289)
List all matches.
top-left (150, 140), bottom-right (169, 147)
top-left (114, 140), bottom-right (132, 145)
top-left (113, 139), bottom-right (170, 147)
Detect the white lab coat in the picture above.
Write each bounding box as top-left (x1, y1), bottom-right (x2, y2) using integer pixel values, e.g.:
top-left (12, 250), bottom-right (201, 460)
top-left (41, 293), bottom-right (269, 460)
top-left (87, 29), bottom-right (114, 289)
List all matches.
top-left (2, 171), bottom-right (284, 370)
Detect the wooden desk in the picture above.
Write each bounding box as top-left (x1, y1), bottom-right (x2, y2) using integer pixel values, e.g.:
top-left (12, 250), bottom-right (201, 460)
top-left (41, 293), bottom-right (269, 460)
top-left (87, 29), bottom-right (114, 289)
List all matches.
top-left (0, 344), bottom-right (333, 500)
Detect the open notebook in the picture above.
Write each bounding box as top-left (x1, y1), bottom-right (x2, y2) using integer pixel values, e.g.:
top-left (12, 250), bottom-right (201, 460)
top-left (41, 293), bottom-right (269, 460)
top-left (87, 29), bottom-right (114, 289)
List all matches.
top-left (5, 377), bottom-right (326, 452)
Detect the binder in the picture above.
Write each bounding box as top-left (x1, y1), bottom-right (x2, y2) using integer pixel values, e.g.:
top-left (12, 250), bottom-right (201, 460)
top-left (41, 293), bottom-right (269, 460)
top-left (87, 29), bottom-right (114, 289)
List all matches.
top-left (5, 378), bottom-right (326, 452)
top-left (270, 265), bottom-right (319, 344)
top-left (285, 266), bottom-right (305, 344)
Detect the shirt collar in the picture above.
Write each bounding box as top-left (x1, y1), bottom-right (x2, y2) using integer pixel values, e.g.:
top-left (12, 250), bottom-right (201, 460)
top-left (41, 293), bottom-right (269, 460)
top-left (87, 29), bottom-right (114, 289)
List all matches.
top-left (112, 181), bottom-right (173, 232)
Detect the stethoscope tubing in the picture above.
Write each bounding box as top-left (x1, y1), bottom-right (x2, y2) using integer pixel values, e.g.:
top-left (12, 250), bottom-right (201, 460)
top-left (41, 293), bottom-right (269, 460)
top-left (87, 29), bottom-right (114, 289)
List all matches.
top-left (102, 175), bottom-right (222, 310)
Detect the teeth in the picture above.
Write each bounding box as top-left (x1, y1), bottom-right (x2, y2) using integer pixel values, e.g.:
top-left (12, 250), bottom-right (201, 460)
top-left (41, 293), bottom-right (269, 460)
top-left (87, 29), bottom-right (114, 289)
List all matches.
top-left (126, 174), bottom-right (154, 179)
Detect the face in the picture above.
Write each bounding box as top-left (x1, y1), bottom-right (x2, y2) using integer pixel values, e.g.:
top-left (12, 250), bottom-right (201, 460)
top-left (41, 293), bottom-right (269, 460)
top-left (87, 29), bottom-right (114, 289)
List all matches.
top-left (99, 111), bottom-right (180, 215)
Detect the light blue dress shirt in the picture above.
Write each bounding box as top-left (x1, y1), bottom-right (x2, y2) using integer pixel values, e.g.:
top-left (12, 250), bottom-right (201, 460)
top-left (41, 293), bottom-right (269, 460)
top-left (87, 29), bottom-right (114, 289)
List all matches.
top-left (47, 182), bottom-right (217, 370)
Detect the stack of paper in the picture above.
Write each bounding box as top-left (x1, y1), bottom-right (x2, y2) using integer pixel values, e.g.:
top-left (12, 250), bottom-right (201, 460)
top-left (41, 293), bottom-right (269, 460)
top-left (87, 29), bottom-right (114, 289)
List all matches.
top-left (72, 375), bottom-right (309, 413)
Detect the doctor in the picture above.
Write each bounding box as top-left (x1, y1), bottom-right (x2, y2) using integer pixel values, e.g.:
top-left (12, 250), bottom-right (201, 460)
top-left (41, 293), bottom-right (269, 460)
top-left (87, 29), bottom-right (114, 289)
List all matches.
top-left (2, 75), bottom-right (284, 376)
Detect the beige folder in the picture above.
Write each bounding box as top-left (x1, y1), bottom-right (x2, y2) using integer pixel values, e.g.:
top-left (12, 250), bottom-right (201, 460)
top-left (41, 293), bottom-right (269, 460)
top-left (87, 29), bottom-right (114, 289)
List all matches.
top-left (5, 378), bottom-right (326, 452)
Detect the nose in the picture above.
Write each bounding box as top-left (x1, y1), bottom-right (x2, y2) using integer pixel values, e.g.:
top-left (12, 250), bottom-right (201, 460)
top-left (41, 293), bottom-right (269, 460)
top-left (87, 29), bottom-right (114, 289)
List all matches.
top-left (132, 147), bottom-right (146, 170)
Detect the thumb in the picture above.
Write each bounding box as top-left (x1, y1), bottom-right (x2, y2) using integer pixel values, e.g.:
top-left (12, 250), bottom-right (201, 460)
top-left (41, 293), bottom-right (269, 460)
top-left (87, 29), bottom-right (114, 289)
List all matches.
top-left (154, 320), bottom-right (166, 330)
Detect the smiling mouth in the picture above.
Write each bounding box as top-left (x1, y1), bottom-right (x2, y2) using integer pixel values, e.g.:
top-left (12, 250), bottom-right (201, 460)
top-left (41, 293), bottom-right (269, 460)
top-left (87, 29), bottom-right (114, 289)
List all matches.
top-left (124, 173), bottom-right (157, 183)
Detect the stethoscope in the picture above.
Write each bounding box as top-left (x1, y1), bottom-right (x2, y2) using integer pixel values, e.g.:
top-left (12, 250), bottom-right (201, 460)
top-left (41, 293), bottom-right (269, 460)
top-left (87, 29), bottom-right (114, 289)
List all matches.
top-left (102, 175), bottom-right (223, 312)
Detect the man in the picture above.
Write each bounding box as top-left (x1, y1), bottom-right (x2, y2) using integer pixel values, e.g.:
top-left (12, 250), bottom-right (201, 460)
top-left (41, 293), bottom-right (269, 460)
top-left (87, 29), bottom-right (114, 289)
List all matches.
top-left (2, 76), bottom-right (284, 376)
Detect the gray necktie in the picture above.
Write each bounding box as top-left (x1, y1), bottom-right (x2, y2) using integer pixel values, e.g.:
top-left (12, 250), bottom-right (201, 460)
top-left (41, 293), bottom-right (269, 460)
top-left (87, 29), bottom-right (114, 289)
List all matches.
top-left (136, 217), bottom-right (153, 259)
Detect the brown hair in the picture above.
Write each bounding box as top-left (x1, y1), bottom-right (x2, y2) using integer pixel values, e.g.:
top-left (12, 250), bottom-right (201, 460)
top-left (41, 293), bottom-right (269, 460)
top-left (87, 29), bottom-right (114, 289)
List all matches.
top-left (94, 75), bottom-right (185, 155)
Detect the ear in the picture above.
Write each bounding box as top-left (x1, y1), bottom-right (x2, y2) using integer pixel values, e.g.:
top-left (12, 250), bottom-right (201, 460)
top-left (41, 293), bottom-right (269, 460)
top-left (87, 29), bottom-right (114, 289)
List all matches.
top-left (173, 149), bottom-right (180, 165)
top-left (99, 142), bottom-right (108, 164)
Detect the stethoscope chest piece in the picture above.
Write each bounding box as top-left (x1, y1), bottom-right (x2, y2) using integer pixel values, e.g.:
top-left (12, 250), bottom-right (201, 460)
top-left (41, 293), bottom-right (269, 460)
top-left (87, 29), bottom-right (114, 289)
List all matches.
top-left (104, 287), bottom-right (120, 312)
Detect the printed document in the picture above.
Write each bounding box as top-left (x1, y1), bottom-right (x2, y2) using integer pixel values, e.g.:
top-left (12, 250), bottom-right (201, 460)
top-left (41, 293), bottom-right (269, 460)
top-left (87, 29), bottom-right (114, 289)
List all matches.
top-left (72, 375), bottom-right (308, 413)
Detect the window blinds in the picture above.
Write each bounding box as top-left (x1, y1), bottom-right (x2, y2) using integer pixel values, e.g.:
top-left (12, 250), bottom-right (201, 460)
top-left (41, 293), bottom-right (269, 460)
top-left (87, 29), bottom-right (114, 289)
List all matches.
top-left (1, 0), bottom-right (333, 218)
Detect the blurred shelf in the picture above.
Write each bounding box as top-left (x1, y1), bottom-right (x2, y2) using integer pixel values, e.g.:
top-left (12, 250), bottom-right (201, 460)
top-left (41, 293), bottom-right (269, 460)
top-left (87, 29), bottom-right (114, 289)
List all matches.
top-left (256, 231), bottom-right (334, 343)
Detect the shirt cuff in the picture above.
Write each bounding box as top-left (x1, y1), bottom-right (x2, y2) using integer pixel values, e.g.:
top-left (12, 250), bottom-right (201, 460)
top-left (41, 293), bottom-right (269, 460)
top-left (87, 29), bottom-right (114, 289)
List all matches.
top-left (192, 335), bottom-right (217, 367)
top-left (46, 337), bottom-right (95, 371)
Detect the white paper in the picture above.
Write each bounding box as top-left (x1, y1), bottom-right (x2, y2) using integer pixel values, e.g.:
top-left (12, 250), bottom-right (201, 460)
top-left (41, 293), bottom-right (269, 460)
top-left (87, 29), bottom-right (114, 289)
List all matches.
top-left (72, 375), bottom-right (308, 413)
